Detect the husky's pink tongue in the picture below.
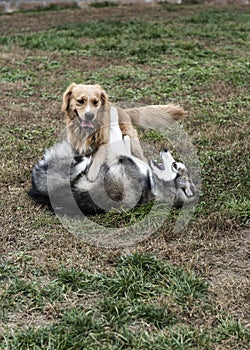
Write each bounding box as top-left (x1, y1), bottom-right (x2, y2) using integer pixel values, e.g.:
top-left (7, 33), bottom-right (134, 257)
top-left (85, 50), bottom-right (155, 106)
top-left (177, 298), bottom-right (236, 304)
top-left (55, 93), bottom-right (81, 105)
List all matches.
top-left (81, 120), bottom-right (94, 128)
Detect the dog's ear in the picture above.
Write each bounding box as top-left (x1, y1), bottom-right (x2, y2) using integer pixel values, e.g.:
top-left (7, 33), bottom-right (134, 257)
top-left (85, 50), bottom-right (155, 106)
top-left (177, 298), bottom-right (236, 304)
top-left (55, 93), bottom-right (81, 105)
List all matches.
top-left (95, 84), bottom-right (109, 105)
top-left (101, 90), bottom-right (108, 105)
top-left (61, 83), bottom-right (77, 112)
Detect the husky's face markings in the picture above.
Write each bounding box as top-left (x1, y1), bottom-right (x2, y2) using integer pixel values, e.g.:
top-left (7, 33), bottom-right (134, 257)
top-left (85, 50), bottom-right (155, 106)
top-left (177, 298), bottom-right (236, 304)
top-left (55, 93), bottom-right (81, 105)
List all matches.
top-left (151, 149), bottom-right (178, 181)
top-left (151, 149), bottom-right (196, 198)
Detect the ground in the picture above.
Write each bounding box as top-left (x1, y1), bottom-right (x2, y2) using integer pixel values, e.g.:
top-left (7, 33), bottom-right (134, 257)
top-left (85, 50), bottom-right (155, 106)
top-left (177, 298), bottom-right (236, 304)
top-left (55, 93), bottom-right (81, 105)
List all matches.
top-left (0, 2), bottom-right (249, 349)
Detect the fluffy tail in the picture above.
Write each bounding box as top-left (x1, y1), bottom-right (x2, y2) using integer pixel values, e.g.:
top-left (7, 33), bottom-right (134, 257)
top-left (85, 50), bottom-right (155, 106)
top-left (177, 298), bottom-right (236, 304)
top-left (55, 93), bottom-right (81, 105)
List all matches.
top-left (125, 104), bottom-right (187, 129)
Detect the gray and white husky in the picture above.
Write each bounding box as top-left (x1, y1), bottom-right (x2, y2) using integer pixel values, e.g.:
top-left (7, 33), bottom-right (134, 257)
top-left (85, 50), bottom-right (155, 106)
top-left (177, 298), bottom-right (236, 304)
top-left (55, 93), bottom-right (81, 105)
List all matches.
top-left (29, 108), bottom-right (196, 216)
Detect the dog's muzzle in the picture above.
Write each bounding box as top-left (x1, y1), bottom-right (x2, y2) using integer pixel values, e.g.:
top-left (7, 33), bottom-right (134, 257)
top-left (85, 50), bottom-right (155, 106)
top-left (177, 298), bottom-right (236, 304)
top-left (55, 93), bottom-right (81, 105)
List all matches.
top-left (74, 109), bottom-right (95, 130)
top-left (84, 111), bottom-right (95, 121)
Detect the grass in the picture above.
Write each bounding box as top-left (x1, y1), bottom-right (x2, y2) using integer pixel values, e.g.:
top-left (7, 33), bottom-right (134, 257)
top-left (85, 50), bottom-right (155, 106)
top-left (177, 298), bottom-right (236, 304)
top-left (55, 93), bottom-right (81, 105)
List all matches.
top-left (1, 253), bottom-right (249, 349)
top-left (0, 3), bottom-right (249, 349)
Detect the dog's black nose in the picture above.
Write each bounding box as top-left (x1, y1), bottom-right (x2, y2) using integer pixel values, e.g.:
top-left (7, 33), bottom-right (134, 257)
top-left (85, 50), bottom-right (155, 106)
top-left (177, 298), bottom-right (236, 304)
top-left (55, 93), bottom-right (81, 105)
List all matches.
top-left (163, 148), bottom-right (168, 153)
top-left (84, 112), bottom-right (95, 121)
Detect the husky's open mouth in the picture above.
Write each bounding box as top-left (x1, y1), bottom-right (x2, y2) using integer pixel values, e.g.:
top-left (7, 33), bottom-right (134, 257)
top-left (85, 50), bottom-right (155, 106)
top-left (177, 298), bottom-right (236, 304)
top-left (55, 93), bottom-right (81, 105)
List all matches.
top-left (151, 159), bottom-right (165, 170)
top-left (152, 158), bottom-right (178, 173)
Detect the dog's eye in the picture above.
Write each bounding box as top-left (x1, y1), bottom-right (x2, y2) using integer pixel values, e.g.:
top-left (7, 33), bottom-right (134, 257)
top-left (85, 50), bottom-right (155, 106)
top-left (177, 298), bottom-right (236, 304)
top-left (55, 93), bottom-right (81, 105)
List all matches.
top-left (93, 99), bottom-right (99, 106)
top-left (77, 98), bottom-right (85, 105)
top-left (172, 162), bottom-right (178, 169)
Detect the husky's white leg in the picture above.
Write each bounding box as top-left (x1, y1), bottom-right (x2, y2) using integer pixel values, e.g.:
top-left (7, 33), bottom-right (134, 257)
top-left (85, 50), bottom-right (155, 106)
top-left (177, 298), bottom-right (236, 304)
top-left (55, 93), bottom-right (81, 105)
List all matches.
top-left (108, 107), bottom-right (133, 159)
top-left (109, 106), bottom-right (123, 143)
top-left (123, 135), bottom-right (132, 155)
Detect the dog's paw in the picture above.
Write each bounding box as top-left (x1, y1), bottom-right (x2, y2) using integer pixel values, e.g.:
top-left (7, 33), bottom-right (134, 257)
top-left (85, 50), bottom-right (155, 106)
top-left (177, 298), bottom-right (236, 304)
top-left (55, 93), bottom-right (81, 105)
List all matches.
top-left (123, 135), bottom-right (131, 155)
top-left (184, 183), bottom-right (195, 197)
top-left (87, 171), bottom-right (97, 183)
top-left (87, 164), bottom-right (100, 182)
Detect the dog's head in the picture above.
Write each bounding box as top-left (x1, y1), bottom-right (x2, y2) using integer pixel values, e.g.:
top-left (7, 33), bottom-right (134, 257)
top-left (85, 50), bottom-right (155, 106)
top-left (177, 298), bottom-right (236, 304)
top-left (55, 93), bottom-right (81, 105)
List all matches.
top-left (151, 149), bottom-right (181, 182)
top-left (62, 83), bottom-right (109, 130)
top-left (151, 149), bottom-right (197, 201)
top-left (62, 83), bottom-right (111, 154)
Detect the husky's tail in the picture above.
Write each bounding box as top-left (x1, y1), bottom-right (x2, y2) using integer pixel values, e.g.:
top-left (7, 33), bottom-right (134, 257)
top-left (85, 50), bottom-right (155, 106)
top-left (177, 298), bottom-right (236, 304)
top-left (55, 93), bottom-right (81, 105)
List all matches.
top-left (125, 104), bottom-right (187, 129)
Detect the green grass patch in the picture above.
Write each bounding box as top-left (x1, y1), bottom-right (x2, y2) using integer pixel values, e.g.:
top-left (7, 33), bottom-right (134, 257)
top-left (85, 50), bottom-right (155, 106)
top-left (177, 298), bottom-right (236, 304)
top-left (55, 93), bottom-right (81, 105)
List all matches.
top-left (2, 11), bottom-right (248, 64)
top-left (1, 253), bottom-right (249, 349)
top-left (90, 1), bottom-right (118, 8)
top-left (18, 3), bottom-right (80, 13)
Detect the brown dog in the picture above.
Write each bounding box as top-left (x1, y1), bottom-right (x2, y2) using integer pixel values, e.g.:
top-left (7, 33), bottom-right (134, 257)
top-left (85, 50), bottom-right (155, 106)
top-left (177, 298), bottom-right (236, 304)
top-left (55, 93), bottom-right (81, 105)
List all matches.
top-left (62, 83), bottom-right (187, 180)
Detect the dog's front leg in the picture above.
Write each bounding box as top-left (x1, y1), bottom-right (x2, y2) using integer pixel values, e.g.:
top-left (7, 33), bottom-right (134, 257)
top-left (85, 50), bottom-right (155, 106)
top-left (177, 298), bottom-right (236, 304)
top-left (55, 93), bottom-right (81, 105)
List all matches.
top-left (87, 144), bottom-right (108, 182)
top-left (130, 138), bottom-right (148, 163)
